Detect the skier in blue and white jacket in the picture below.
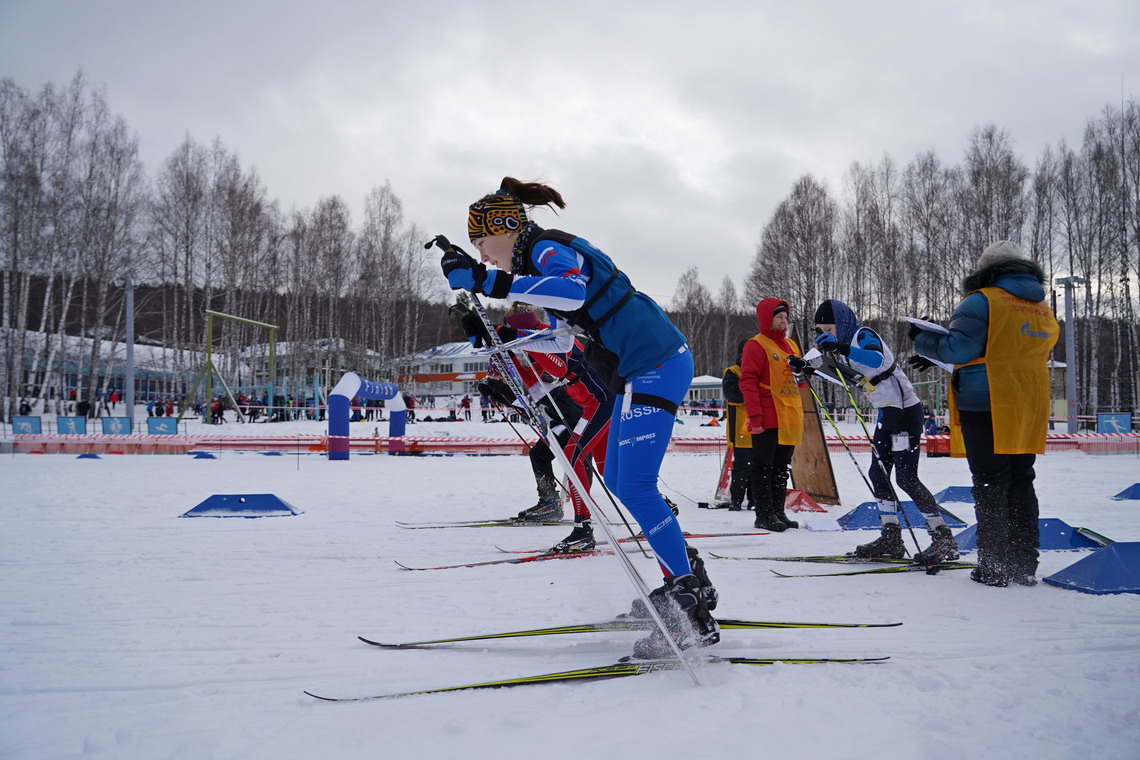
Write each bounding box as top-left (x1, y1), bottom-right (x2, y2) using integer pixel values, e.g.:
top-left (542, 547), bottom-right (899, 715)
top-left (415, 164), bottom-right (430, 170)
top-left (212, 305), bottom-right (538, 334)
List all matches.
top-left (812, 299), bottom-right (959, 564)
top-left (432, 176), bottom-right (718, 659)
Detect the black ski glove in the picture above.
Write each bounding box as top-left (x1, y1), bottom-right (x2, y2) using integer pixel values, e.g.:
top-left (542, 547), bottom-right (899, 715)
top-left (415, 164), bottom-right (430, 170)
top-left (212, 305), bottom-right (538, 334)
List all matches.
top-left (906, 354), bottom-right (937, 373)
top-left (788, 355), bottom-right (815, 379)
top-left (495, 325), bottom-right (519, 344)
top-left (907, 315), bottom-right (933, 342)
top-left (459, 311), bottom-right (493, 347)
top-left (477, 378), bottom-right (514, 406)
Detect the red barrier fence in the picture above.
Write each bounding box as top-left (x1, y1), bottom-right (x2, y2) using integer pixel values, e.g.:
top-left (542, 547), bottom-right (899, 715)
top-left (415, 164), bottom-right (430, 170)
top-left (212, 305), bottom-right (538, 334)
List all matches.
top-left (6, 432), bottom-right (1139, 456)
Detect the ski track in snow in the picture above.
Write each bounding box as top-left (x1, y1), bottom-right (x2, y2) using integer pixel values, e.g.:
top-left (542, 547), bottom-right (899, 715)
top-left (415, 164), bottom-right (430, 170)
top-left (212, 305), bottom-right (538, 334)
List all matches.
top-left (1, 416), bottom-right (1138, 760)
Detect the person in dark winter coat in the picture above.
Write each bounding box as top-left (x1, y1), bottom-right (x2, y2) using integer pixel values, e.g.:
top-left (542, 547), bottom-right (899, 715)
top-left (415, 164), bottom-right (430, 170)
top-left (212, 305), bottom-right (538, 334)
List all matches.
top-left (739, 298), bottom-right (805, 532)
top-left (437, 176), bottom-right (718, 659)
top-left (812, 298), bottom-right (958, 564)
top-left (909, 240), bottom-right (1059, 587)
top-left (720, 340), bottom-right (753, 511)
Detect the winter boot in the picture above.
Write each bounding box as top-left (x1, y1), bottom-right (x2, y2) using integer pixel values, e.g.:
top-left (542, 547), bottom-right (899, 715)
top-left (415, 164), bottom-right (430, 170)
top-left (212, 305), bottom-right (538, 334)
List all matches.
top-left (970, 565), bottom-right (1010, 587)
top-left (771, 480), bottom-right (799, 529)
top-left (775, 507), bottom-right (800, 529)
top-left (631, 574), bottom-right (720, 659)
top-left (547, 520), bottom-right (595, 554)
top-left (912, 525), bottom-right (960, 565)
top-left (753, 504), bottom-right (787, 532)
top-left (727, 501), bottom-right (743, 512)
top-left (849, 522), bottom-right (906, 559)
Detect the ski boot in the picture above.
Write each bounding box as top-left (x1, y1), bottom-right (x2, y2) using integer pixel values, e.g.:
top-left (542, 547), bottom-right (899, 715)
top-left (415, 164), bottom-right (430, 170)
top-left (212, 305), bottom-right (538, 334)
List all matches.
top-left (912, 525), bottom-right (960, 565)
top-left (547, 520), bottom-right (595, 554)
top-left (516, 478), bottom-right (563, 522)
top-left (849, 522), bottom-right (906, 559)
top-left (631, 574), bottom-right (720, 659)
top-left (625, 546), bottom-right (717, 617)
top-left (727, 501), bottom-right (743, 512)
top-left (516, 500), bottom-right (564, 522)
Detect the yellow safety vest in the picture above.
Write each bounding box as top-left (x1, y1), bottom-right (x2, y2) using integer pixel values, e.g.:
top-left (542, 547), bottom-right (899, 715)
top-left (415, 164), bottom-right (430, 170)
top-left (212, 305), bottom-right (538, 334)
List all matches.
top-left (949, 286), bottom-right (1059, 456)
top-left (725, 365), bottom-right (751, 450)
top-left (750, 333), bottom-right (804, 446)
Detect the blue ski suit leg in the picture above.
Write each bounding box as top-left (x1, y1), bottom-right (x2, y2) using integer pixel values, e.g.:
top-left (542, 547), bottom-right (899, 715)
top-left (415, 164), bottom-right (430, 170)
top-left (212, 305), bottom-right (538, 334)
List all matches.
top-left (604, 347), bottom-right (694, 577)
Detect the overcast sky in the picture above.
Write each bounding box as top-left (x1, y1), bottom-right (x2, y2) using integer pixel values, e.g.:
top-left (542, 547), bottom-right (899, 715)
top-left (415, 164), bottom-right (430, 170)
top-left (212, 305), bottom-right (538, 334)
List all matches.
top-left (2, 0), bottom-right (1138, 306)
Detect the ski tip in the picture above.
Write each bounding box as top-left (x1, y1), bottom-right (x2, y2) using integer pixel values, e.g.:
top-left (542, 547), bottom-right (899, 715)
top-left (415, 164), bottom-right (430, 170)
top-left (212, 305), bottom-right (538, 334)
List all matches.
top-left (357, 636), bottom-right (400, 648)
top-left (303, 690), bottom-right (338, 701)
top-left (394, 560), bottom-right (416, 571)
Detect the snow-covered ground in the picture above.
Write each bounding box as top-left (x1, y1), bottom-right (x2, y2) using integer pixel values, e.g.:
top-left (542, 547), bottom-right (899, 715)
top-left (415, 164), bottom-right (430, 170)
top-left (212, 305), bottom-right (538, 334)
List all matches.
top-left (2, 417), bottom-right (1138, 760)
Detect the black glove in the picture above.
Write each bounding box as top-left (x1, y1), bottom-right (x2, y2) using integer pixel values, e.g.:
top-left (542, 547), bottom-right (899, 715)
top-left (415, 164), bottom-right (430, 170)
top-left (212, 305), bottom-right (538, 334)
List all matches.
top-left (906, 354), bottom-right (937, 373)
top-left (908, 315), bottom-right (933, 342)
top-left (440, 245), bottom-right (488, 292)
top-left (496, 325), bottom-right (519, 343)
top-left (458, 311), bottom-right (492, 347)
top-left (478, 378), bottom-right (514, 406)
top-left (788, 355), bottom-right (815, 379)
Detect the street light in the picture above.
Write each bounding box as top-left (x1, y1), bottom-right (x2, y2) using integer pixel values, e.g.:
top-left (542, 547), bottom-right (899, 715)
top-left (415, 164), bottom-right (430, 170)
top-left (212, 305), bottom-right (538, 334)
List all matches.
top-left (114, 278), bottom-right (139, 428)
top-left (1055, 275), bottom-right (1086, 434)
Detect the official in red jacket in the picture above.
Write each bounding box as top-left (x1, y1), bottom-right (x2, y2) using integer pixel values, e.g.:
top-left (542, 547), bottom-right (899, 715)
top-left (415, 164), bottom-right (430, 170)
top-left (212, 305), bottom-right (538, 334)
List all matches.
top-left (739, 298), bottom-right (806, 531)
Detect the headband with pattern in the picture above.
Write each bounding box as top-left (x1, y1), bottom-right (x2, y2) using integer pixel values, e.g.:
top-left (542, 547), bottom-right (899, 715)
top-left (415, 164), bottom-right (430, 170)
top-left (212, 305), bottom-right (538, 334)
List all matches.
top-left (468, 190), bottom-right (528, 241)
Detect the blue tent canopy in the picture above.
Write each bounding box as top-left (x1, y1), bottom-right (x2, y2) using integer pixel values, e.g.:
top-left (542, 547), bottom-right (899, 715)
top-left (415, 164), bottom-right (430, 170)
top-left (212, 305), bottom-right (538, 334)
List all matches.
top-left (838, 501), bottom-right (967, 530)
top-left (954, 518), bottom-right (1103, 552)
top-left (1043, 542), bottom-right (1140, 595)
top-left (181, 493), bottom-right (303, 518)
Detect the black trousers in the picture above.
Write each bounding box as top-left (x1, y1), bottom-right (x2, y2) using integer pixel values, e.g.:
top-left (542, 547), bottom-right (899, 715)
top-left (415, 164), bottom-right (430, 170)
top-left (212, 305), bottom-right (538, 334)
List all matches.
top-left (729, 447), bottom-right (753, 507)
top-left (529, 427), bottom-right (574, 499)
top-left (748, 429), bottom-right (795, 517)
top-left (959, 409), bottom-right (1041, 576)
top-left (869, 404), bottom-right (940, 517)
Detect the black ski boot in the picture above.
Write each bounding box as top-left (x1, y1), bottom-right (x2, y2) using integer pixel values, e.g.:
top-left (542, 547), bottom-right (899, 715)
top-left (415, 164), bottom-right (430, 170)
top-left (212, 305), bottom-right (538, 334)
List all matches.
top-left (687, 545), bottom-right (719, 611)
top-left (849, 522), bottom-right (906, 559)
top-left (913, 525), bottom-right (960, 565)
top-left (517, 478), bottom-right (563, 521)
top-left (625, 546), bottom-right (717, 617)
top-left (547, 520), bottom-right (595, 554)
top-left (631, 574), bottom-right (720, 659)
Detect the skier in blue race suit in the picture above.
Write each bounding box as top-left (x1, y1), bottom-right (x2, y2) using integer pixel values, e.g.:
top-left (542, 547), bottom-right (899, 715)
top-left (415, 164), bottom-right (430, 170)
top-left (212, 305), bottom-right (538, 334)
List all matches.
top-left (433, 176), bottom-right (718, 658)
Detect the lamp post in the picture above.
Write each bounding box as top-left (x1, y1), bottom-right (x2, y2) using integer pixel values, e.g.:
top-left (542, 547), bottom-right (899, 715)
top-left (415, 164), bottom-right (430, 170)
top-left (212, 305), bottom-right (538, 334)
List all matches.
top-left (1055, 276), bottom-right (1086, 434)
top-left (114, 278), bottom-right (139, 428)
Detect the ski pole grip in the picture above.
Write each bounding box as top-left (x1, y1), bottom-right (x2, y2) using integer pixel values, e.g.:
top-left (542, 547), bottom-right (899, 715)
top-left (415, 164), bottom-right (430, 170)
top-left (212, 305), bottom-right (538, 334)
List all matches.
top-left (424, 234), bottom-right (455, 253)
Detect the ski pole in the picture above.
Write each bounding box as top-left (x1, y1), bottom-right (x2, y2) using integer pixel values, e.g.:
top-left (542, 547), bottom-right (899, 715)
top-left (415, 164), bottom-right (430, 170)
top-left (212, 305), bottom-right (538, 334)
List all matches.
top-left (825, 355), bottom-right (923, 553)
top-left (806, 381), bottom-right (880, 501)
top-left (507, 347), bottom-right (651, 557)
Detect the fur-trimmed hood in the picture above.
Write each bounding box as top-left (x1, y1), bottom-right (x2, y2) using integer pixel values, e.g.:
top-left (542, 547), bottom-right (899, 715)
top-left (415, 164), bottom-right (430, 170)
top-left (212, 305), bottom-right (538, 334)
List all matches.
top-left (962, 258), bottom-right (1047, 302)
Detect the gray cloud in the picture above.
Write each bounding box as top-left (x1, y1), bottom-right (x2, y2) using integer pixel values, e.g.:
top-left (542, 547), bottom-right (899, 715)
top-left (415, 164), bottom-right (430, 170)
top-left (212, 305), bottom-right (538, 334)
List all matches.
top-left (2, 0), bottom-right (1137, 304)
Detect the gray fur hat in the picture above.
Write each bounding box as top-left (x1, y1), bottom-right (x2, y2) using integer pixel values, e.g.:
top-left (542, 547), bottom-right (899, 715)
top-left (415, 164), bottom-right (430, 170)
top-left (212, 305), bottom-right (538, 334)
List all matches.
top-left (977, 240), bottom-right (1027, 268)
